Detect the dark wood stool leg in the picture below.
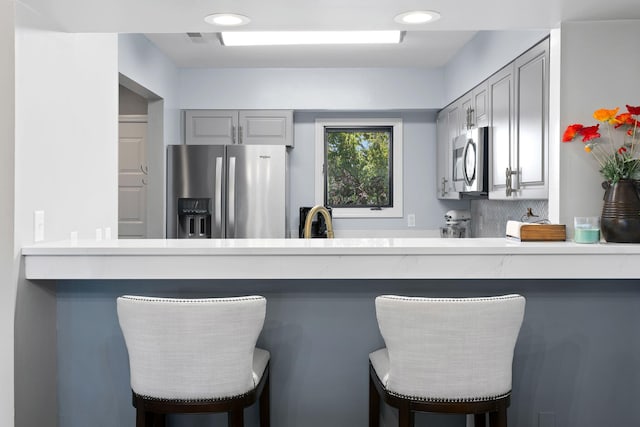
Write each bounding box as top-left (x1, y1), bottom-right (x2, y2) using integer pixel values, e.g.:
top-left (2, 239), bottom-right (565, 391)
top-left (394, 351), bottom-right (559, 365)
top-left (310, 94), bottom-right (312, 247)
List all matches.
top-left (489, 407), bottom-right (507, 427)
top-left (475, 413), bottom-right (487, 427)
top-left (154, 413), bottom-right (166, 427)
top-left (398, 402), bottom-right (414, 427)
top-left (259, 373), bottom-right (270, 427)
top-left (369, 372), bottom-right (380, 427)
top-left (135, 408), bottom-right (154, 427)
top-left (228, 408), bottom-right (244, 427)
top-left (135, 408), bottom-right (145, 427)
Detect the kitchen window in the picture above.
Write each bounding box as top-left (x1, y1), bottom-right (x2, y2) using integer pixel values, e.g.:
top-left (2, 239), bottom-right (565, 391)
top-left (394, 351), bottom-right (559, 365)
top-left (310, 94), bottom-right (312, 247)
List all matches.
top-left (314, 118), bottom-right (403, 218)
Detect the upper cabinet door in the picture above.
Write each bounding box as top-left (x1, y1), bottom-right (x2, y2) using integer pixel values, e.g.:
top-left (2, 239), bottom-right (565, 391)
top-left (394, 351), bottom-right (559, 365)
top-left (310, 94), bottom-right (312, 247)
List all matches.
top-left (436, 108), bottom-right (459, 200)
top-left (487, 64), bottom-right (515, 199)
top-left (473, 83), bottom-right (489, 128)
top-left (487, 38), bottom-right (549, 200)
top-left (238, 110), bottom-right (294, 146)
top-left (514, 39), bottom-right (549, 199)
top-left (184, 110), bottom-right (238, 145)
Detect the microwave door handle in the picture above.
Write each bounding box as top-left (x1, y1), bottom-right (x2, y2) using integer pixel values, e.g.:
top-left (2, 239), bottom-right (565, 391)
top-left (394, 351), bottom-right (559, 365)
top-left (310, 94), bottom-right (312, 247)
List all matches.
top-left (462, 139), bottom-right (475, 186)
top-left (227, 156), bottom-right (236, 238)
top-left (215, 157), bottom-right (223, 231)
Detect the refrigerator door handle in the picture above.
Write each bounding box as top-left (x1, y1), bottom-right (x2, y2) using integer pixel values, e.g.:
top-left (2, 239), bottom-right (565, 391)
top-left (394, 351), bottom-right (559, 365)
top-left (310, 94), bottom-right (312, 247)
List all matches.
top-left (215, 156), bottom-right (223, 230)
top-left (228, 156), bottom-right (236, 237)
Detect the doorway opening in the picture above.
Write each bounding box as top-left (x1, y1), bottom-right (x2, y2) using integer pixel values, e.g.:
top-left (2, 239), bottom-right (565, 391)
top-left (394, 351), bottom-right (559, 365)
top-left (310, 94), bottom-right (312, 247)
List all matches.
top-left (118, 74), bottom-right (164, 238)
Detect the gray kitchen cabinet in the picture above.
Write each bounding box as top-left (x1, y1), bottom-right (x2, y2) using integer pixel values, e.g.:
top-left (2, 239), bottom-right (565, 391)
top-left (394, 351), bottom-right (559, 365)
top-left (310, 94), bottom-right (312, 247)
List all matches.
top-left (472, 83), bottom-right (489, 128)
top-left (238, 110), bottom-right (294, 146)
top-left (435, 104), bottom-right (461, 199)
top-left (436, 109), bottom-right (454, 199)
top-left (459, 83), bottom-right (488, 131)
top-left (488, 38), bottom-right (549, 200)
top-left (184, 110), bottom-right (294, 146)
top-left (487, 65), bottom-right (515, 198)
top-left (184, 110), bottom-right (237, 145)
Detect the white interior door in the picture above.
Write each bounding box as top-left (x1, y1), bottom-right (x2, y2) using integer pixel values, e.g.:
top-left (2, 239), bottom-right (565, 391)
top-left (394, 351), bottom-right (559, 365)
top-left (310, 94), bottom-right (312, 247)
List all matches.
top-left (118, 116), bottom-right (148, 238)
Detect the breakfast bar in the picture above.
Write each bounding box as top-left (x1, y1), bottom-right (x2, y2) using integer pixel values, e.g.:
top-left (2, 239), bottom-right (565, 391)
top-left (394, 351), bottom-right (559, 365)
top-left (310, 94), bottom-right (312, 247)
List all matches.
top-left (22, 239), bottom-right (640, 427)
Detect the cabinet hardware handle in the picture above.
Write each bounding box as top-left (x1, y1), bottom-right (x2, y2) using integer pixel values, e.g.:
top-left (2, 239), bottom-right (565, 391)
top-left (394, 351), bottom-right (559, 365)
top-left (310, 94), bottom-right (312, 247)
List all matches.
top-left (441, 177), bottom-right (448, 197)
top-left (239, 126), bottom-right (243, 144)
top-left (215, 157), bottom-right (223, 231)
top-left (505, 167), bottom-right (518, 197)
top-left (228, 157), bottom-right (236, 237)
top-left (231, 125), bottom-right (236, 144)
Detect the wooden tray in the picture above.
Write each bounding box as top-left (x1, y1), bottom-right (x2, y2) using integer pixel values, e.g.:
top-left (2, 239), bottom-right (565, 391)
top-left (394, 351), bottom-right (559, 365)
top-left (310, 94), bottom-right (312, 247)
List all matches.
top-left (506, 221), bottom-right (566, 241)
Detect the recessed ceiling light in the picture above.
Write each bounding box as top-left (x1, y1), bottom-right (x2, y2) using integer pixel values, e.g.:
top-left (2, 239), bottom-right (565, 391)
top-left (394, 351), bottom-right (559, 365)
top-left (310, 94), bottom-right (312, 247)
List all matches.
top-left (220, 31), bottom-right (403, 46)
top-left (204, 13), bottom-right (251, 27)
top-left (394, 10), bottom-right (441, 25)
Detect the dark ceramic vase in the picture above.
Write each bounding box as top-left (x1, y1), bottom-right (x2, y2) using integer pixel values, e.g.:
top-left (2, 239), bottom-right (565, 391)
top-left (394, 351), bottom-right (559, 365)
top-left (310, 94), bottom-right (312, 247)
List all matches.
top-left (601, 179), bottom-right (640, 243)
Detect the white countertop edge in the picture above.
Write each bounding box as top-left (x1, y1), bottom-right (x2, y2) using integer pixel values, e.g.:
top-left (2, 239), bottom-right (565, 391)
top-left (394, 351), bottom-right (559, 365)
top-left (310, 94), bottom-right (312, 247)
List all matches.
top-left (21, 238), bottom-right (640, 280)
top-left (21, 237), bottom-right (640, 256)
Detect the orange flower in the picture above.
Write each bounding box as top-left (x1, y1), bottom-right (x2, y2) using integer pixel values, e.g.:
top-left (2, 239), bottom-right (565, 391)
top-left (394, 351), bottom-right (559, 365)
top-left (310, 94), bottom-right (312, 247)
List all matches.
top-left (594, 107), bottom-right (620, 123)
top-left (584, 144), bottom-right (592, 153)
top-left (614, 113), bottom-right (632, 127)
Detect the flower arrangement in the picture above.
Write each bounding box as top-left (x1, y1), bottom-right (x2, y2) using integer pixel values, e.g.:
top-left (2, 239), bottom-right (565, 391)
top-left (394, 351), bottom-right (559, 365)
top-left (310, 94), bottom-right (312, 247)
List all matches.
top-left (562, 105), bottom-right (640, 183)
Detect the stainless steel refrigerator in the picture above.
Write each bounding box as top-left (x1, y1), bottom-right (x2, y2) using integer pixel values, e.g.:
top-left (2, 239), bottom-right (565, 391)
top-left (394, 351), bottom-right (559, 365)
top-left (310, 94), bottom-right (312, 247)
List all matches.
top-left (167, 144), bottom-right (289, 238)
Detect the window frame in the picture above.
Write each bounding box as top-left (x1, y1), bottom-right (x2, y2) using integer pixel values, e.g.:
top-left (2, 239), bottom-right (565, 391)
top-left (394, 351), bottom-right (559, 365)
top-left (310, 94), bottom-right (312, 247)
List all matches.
top-left (314, 118), bottom-right (403, 218)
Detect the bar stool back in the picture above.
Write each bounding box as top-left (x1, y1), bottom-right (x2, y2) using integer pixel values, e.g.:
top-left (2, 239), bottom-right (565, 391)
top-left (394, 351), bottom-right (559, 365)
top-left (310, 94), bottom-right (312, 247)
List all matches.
top-left (369, 294), bottom-right (525, 427)
top-left (117, 295), bottom-right (270, 427)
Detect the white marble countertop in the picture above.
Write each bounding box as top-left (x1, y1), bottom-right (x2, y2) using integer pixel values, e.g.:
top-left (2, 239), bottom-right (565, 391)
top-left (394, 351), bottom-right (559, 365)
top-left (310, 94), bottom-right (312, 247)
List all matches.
top-left (22, 238), bottom-right (640, 280)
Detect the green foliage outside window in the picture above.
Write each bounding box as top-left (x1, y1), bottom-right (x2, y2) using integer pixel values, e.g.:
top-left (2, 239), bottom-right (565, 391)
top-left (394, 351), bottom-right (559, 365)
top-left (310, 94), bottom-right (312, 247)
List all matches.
top-left (325, 127), bottom-right (392, 208)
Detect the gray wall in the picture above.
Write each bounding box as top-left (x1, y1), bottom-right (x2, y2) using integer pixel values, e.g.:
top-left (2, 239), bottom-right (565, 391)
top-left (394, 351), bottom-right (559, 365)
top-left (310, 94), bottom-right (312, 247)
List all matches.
top-left (443, 30), bottom-right (550, 106)
top-left (0, 0), bottom-right (16, 424)
top-left (177, 68), bottom-right (445, 110)
top-left (56, 278), bottom-right (640, 427)
top-left (14, 3), bottom-right (119, 427)
top-left (119, 85), bottom-right (147, 115)
top-left (557, 21), bottom-right (640, 232)
top-left (291, 111), bottom-right (469, 235)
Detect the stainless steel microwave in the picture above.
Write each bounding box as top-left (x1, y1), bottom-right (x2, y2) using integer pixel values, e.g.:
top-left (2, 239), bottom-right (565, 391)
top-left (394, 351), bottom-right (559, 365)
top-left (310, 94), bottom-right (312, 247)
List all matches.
top-left (451, 127), bottom-right (489, 195)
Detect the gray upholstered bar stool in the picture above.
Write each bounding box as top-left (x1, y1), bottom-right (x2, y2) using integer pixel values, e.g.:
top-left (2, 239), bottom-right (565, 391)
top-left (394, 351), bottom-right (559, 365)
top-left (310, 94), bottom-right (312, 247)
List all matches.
top-left (117, 295), bottom-right (270, 427)
top-left (369, 294), bottom-right (525, 427)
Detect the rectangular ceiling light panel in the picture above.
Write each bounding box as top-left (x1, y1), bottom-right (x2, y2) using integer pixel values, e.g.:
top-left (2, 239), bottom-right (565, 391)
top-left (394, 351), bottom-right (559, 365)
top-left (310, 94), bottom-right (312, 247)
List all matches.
top-left (220, 30), bottom-right (403, 46)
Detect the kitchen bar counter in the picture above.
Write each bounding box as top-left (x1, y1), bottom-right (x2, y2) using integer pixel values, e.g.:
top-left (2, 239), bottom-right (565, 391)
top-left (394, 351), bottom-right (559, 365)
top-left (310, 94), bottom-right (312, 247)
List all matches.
top-left (25, 237), bottom-right (640, 427)
top-left (22, 238), bottom-right (640, 280)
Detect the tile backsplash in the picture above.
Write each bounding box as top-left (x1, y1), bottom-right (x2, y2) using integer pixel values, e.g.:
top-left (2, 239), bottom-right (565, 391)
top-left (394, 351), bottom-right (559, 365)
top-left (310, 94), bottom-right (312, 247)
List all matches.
top-left (470, 199), bottom-right (549, 237)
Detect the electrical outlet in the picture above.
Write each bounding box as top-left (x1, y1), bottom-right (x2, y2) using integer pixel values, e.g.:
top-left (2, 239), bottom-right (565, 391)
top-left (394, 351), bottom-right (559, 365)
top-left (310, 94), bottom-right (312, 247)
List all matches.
top-left (34, 210), bottom-right (45, 242)
top-left (408, 214), bottom-right (416, 227)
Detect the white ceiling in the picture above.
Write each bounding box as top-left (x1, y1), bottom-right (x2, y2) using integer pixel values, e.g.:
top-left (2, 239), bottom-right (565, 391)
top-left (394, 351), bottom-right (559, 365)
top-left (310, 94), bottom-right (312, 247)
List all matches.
top-left (21, 0), bottom-right (640, 68)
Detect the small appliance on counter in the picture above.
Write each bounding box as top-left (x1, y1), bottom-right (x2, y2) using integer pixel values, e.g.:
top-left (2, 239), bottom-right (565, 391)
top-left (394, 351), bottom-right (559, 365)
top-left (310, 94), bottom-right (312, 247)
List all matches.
top-left (440, 210), bottom-right (471, 238)
top-left (299, 206), bottom-right (332, 238)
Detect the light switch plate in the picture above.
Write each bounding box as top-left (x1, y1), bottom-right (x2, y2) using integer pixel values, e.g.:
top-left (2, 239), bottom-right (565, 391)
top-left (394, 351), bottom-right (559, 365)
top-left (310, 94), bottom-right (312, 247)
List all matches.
top-left (34, 210), bottom-right (45, 242)
top-left (407, 214), bottom-right (416, 227)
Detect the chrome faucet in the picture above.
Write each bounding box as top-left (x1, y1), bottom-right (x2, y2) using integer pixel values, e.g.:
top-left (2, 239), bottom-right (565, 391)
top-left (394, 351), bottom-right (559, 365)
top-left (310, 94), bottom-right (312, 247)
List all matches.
top-left (303, 205), bottom-right (335, 239)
